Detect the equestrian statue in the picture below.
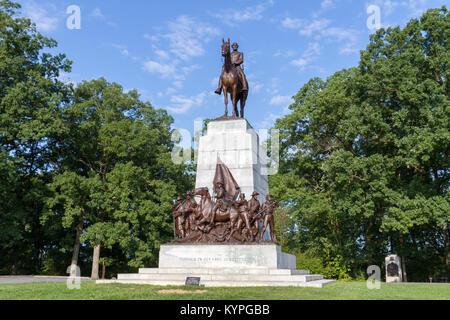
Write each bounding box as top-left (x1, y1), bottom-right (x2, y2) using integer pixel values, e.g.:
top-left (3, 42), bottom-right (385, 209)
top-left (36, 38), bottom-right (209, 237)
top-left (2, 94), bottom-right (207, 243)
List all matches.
top-left (215, 39), bottom-right (249, 119)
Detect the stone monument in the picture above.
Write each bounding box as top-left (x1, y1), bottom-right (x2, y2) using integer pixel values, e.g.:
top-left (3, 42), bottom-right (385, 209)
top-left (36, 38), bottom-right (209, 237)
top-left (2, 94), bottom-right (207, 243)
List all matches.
top-left (96, 39), bottom-right (335, 288)
top-left (385, 254), bottom-right (403, 283)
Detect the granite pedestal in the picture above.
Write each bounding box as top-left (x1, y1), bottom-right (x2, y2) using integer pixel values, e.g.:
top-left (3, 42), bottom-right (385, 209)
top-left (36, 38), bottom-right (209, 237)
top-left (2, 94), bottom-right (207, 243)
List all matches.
top-left (97, 244), bottom-right (336, 288)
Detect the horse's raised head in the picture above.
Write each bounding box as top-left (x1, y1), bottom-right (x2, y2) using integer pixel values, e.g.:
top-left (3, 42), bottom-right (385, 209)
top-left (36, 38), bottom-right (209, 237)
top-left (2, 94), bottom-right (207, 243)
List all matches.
top-left (222, 38), bottom-right (231, 57)
top-left (193, 187), bottom-right (209, 197)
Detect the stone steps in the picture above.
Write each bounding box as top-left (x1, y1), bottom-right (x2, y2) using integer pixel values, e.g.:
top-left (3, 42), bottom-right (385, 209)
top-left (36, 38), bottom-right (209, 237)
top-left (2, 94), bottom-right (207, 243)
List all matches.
top-left (138, 268), bottom-right (310, 275)
top-left (96, 268), bottom-right (336, 288)
top-left (117, 273), bottom-right (323, 282)
top-left (96, 278), bottom-right (336, 288)
top-left (95, 244), bottom-right (336, 288)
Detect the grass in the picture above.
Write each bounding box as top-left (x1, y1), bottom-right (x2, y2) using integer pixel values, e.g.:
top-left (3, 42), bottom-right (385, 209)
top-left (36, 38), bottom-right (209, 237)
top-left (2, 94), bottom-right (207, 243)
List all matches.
top-left (0, 281), bottom-right (449, 300)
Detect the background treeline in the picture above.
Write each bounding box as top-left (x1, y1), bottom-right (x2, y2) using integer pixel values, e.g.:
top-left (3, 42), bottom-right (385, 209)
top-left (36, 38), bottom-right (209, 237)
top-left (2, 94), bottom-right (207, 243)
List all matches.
top-left (271, 7), bottom-right (449, 282)
top-left (0, 1), bottom-right (448, 281)
top-left (0, 1), bottom-right (194, 279)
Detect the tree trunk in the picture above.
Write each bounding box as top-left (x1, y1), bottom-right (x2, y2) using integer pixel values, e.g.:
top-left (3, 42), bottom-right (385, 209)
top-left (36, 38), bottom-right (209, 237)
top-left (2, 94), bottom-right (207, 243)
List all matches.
top-left (401, 255), bottom-right (407, 282)
top-left (399, 233), bottom-right (407, 282)
top-left (69, 220), bottom-right (83, 277)
top-left (90, 244), bottom-right (101, 280)
top-left (102, 261), bottom-right (106, 280)
top-left (444, 224), bottom-right (449, 279)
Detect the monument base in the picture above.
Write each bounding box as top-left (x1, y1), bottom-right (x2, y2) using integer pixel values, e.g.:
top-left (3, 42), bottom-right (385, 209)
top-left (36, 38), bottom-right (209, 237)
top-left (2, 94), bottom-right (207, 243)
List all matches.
top-left (158, 243), bottom-right (296, 269)
top-left (97, 244), bottom-right (335, 288)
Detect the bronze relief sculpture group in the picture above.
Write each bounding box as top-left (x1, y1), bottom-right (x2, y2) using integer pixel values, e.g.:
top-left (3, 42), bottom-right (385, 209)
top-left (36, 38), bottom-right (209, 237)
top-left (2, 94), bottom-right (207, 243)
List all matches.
top-left (172, 159), bottom-right (279, 244)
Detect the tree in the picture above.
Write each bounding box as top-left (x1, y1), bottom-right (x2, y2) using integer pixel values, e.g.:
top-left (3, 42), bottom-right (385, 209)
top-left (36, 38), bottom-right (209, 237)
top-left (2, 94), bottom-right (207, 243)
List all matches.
top-left (0, 0), bottom-right (72, 274)
top-left (272, 7), bottom-right (449, 281)
top-left (46, 78), bottom-right (193, 279)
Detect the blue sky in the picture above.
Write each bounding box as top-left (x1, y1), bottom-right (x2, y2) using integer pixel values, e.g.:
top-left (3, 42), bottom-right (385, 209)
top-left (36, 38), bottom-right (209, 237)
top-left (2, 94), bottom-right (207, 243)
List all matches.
top-left (17, 0), bottom-right (449, 136)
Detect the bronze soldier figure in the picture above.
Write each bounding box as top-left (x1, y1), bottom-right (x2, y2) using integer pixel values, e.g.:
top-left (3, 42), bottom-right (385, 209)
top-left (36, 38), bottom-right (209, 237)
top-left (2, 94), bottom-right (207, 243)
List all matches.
top-left (214, 181), bottom-right (226, 201)
top-left (183, 191), bottom-right (198, 236)
top-left (172, 196), bottom-right (185, 239)
top-left (258, 195), bottom-right (279, 243)
top-left (248, 191), bottom-right (261, 237)
top-left (210, 198), bottom-right (231, 226)
top-left (230, 194), bottom-right (254, 241)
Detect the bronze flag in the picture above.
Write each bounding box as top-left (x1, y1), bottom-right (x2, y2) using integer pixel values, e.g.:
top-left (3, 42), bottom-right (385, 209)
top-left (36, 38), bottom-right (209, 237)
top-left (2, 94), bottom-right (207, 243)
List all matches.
top-left (213, 157), bottom-right (240, 202)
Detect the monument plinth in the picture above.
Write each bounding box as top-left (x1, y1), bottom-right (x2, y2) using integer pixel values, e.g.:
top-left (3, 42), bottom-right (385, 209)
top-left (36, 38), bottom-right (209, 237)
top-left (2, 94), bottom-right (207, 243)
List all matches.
top-left (195, 118), bottom-right (268, 203)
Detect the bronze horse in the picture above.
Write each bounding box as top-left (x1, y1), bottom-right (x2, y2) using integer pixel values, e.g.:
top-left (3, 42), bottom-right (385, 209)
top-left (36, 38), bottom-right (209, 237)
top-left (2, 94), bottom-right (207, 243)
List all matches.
top-left (193, 187), bottom-right (253, 241)
top-left (219, 38), bottom-right (248, 118)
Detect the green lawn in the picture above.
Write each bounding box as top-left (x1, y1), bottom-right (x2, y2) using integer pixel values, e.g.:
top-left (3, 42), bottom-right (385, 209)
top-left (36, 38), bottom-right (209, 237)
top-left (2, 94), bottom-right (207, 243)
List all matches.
top-left (0, 282), bottom-right (449, 300)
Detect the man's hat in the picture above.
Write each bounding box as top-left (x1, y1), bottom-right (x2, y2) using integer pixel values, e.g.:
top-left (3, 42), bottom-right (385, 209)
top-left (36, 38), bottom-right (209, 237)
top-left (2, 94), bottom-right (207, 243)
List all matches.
top-left (251, 191), bottom-right (259, 196)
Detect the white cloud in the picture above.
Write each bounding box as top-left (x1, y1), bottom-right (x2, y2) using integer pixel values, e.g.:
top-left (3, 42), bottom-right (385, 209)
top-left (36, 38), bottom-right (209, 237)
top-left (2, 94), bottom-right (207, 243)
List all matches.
top-left (290, 42), bottom-right (321, 70)
top-left (143, 60), bottom-right (177, 79)
top-left (299, 19), bottom-right (332, 36)
top-left (282, 15), bottom-right (361, 56)
top-left (182, 64), bottom-right (201, 75)
top-left (155, 50), bottom-right (170, 60)
top-left (166, 93), bottom-right (206, 114)
top-left (367, 0), bottom-right (430, 19)
top-left (211, 77), bottom-right (220, 88)
top-left (22, 1), bottom-right (59, 32)
top-left (323, 27), bottom-right (360, 54)
top-left (162, 15), bottom-right (220, 61)
top-left (144, 34), bottom-right (159, 42)
top-left (269, 95), bottom-right (294, 106)
top-left (303, 42), bottom-right (321, 58)
top-left (321, 0), bottom-right (335, 9)
top-left (173, 81), bottom-right (183, 89)
top-left (166, 87), bottom-right (177, 95)
top-left (111, 44), bottom-right (130, 56)
top-left (213, 0), bottom-right (274, 26)
top-left (143, 15), bottom-right (219, 87)
top-left (251, 82), bottom-right (264, 94)
top-left (291, 58), bottom-right (308, 68)
top-left (281, 17), bottom-right (304, 29)
top-left (91, 8), bottom-right (105, 19)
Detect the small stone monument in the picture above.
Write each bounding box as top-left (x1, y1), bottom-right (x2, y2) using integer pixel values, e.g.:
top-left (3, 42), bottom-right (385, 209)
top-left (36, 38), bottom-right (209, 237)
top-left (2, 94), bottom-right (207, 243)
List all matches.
top-left (385, 254), bottom-right (403, 283)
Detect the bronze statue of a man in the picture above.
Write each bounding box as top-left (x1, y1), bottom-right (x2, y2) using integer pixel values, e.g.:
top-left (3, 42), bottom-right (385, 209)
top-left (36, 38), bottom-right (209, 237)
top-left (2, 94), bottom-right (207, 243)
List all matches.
top-left (258, 194), bottom-right (279, 243)
top-left (172, 196), bottom-right (185, 239)
top-left (232, 193), bottom-right (254, 241)
top-left (214, 182), bottom-right (226, 201)
top-left (209, 198), bottom-right (230, 226)
top-left (215, 42), bottom-right (248, 95)
top-left (248, 191), bottom-right (261, 236)
top-left (183, 191), bottom-right (198, 236)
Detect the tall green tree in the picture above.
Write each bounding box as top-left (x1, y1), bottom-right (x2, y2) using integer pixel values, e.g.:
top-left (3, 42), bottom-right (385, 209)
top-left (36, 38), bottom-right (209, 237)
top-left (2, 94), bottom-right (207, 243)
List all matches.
top-left (272, 7), bottom-right (449, 281)
top-left (45, 78), bottom-right (193, 279)
top-left (0, 0), bottom-right (72, 274)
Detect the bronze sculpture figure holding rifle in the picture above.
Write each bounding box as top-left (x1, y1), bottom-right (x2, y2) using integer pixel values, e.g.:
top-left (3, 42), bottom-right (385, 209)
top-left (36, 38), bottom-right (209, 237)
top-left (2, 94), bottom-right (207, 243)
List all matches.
top-left (172, 196), bottom-right (185, 239)
top-left (258, 195), bottom-right (279, 243)
top-left (248, 191), bottom-right (262, 237)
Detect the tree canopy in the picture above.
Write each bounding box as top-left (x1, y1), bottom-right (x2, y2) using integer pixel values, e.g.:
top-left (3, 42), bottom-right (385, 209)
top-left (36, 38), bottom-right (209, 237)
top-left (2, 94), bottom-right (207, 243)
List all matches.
top-left (0, 1), bottom-right (193, 277)
top-left (271, 7), bottom-right (449, 281)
